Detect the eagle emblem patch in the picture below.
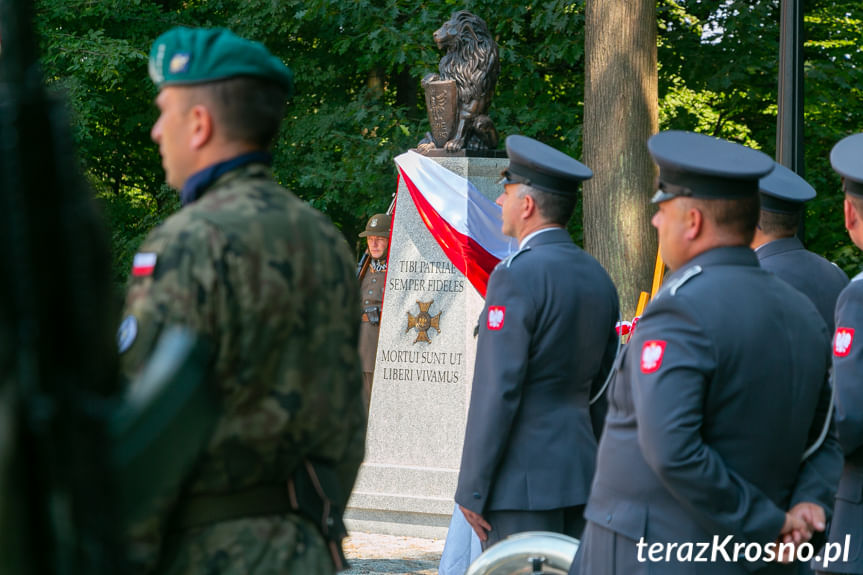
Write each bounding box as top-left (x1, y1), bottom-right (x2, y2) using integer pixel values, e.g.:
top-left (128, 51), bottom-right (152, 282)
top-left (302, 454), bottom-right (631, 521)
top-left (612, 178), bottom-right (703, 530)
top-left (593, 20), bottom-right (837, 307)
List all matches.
top-left (640, 340), bottom-right (666, 374)
top-left (834, 327), bottom-right (855, 357)
top-left (487, 306), bottom-right (505, 330)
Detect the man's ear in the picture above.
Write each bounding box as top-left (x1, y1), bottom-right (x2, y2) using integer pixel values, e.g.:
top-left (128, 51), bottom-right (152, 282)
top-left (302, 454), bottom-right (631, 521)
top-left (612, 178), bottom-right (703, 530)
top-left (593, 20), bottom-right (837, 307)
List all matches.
top-left (845, 197), bottom-right (858, 233)
top-left (683, 204), bottom-right (704, 241)
top-left (189, 104), bottom-right (214, 150)
top-left (521, 192), bottom-right (537, 221)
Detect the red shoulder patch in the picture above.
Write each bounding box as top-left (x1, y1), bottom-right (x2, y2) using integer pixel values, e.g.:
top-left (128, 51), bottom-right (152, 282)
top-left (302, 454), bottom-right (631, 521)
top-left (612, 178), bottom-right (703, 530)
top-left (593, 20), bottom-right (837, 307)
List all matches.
top-left (834, 327), bottom-right (855, 357)
top-left (487, 306), bottom-right (505, 330)
top-left (641, 340), bottom-right (666, 374)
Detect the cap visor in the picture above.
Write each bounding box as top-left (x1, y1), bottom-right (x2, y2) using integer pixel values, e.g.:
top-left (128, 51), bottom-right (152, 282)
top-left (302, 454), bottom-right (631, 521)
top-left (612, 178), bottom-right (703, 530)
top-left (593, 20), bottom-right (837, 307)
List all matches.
top-left (651, 189), bottom-right (677, 204)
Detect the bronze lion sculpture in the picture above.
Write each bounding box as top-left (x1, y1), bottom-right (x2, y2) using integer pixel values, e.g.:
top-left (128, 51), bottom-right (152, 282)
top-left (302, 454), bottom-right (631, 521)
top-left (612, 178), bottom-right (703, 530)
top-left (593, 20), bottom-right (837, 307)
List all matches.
top-left (418, 11), bottom-right (500, 153)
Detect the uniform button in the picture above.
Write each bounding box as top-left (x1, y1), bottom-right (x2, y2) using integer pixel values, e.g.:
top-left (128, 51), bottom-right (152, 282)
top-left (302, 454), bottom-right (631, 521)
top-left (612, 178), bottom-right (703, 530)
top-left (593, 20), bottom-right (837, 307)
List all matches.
top-left (372, 278), bottom-right (377, 283)
top-left (606, 513), bottom-right (612, 524)
top-left (368, 290), bottom-right (373, 295)
top-left (473, 492), bottom-right (481, 500)
top-left (365, 300), bottom-right (370, 304)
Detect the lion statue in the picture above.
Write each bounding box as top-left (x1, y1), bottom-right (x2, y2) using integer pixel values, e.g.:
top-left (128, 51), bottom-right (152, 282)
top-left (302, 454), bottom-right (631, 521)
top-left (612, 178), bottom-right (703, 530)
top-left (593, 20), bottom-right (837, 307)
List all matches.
top-left (418, 11), bottom-right (500, 153)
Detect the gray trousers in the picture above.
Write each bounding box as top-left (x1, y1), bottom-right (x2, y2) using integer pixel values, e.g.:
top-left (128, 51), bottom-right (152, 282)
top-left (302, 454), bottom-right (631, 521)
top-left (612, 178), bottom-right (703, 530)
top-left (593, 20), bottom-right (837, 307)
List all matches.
top-left (482, 505), bottom-right (586, 551)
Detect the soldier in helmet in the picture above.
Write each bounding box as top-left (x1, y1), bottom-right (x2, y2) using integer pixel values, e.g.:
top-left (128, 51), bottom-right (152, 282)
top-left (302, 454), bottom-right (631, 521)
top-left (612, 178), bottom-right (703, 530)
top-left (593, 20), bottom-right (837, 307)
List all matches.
top-left (358, 213), bottom-right (391, 412)
top-left (118, 26), bottom-right (365, 574)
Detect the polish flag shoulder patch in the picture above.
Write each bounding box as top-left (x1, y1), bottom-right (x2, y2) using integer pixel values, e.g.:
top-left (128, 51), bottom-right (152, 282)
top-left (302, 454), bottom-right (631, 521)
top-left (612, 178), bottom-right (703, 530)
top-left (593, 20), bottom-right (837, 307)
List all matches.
top-left (487, 306), bottom-right (506, 330)
top-left (641, 340), bottom-right (667, 374)
top-left (132, 252), bottom-right (158, 277)
top-left (834, 327), bottom-right (855, 357)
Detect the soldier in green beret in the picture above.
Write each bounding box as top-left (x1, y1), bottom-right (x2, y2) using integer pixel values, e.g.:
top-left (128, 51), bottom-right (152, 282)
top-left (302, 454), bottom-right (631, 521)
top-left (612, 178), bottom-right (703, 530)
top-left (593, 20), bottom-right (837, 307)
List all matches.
top-left (118, 27), bottom-right (365, 574)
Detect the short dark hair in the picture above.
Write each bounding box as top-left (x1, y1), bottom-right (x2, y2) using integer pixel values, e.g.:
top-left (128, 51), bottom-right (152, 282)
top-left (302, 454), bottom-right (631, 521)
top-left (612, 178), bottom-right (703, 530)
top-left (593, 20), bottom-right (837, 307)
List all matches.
top-left (192, 76), bottom-right (288, 148)
top-left (519, 186), bottom-right (577, 226)
top-left (758, 209), bottom-right (801, 237)
top-left (692, 195), bottom-right (761, 244)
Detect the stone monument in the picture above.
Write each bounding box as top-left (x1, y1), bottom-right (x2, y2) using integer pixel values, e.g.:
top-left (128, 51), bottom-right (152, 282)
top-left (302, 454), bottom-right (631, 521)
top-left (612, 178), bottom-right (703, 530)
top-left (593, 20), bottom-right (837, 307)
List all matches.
top-left (345, 10), bottom-right (510, 538)
top-left (345, 152), bottom-right (512, 538)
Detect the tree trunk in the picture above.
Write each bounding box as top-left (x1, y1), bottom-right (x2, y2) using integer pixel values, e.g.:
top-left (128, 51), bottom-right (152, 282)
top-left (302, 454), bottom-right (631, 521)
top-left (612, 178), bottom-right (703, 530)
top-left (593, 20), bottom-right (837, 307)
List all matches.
top-left (583, 0), bottom-right (659, 320)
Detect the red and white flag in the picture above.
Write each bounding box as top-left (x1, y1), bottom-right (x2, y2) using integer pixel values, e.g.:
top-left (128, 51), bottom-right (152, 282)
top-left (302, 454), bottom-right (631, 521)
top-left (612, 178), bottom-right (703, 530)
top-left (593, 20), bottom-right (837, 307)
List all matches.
top-left (132, 252), bottom-right (157, 277)
top-left (394, 151), bottom-right (516, 297)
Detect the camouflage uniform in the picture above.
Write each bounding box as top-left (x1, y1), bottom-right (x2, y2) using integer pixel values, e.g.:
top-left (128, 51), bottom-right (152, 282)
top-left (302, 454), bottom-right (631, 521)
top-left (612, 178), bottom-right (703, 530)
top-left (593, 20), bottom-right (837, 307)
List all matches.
top-left (120, 163), bottom-right (365, 574)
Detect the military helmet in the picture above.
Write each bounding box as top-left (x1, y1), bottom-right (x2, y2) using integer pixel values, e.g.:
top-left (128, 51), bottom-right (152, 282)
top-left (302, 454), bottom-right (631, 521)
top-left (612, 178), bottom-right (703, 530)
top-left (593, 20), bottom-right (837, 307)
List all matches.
top-left (359, 213), bottom-right (391, 238)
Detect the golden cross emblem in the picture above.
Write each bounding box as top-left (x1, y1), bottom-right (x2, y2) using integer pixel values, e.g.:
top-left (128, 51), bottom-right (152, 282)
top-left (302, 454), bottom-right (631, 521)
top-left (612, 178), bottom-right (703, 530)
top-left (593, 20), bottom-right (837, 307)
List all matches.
top-left (406, 300), bottom-right (441, 344)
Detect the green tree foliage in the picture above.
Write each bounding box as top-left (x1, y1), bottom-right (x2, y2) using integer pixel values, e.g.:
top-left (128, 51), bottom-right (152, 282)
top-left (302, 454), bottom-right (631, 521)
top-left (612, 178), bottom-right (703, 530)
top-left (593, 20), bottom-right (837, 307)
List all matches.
top-left (33, 0), bottom-right (863, 288)
top-left (659, 0), bottom-right (863, 273)
top-left (35, 0), bottom-right (593, 287)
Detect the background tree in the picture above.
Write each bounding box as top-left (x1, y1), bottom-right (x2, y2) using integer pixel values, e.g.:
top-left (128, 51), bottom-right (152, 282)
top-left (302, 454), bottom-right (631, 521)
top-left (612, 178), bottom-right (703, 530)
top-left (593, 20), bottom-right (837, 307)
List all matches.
top-left (583, 0), bottom-right (659, 319)
top-left (32, 0), bottom-right (863, 295)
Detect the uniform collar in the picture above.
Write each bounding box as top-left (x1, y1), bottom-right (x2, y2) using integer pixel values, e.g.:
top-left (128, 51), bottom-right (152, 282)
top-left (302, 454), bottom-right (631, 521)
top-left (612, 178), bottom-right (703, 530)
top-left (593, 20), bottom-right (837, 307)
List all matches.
top-left (519, 226), bottom-right (570, 249)
top-left (676, 245), bottom-right (759, 273)
top-left (753, 236), bottom-right (804, 258)
top-left (181, 150), bottom-right (273, 206)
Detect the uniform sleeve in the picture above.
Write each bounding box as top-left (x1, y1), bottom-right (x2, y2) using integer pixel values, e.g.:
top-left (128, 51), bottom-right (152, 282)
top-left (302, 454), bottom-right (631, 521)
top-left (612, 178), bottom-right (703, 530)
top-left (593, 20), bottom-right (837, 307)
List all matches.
top-left (632, 296), bottom-right (786, 545)
top-left (119, 219), bottom-right (219, 381)
top-left (455, 264), bottom-right (533, 514)
top-left (118, 219), bottom-right (220, 572)
top-left (589, 296), bottom-right (620, 440)
top-left (789, 367), bottom-right (843, 520)
top-left (833, 282), bottom-right (863, 455)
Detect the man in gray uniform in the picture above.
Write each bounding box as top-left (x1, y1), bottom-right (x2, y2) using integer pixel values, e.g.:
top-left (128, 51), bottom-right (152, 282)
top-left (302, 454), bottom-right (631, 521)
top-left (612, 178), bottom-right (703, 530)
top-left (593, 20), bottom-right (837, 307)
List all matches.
top-left (752, 162), bottom-right (849, 332)
top-left (572, 131), bottom-right (842, 575)
top-left (456, 135), bottom-right (620, 550)
top-left (816, 132), bottom-right (863, 575)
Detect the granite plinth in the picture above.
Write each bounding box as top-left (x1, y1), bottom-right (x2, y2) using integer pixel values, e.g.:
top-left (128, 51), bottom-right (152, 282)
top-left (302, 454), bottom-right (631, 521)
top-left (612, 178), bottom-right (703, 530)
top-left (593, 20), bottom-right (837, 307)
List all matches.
top-left (346, 155), bottom-right (508, 537)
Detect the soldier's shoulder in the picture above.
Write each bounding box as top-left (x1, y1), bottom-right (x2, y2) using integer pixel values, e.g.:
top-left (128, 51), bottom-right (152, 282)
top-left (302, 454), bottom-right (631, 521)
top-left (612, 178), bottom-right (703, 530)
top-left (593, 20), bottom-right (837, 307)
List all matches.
top-left (496, 246), bottom-right (531, 270)
top-left (141, 206), bottom-right (216, 251)
top-left (658, 264), bottom-right (704, 298)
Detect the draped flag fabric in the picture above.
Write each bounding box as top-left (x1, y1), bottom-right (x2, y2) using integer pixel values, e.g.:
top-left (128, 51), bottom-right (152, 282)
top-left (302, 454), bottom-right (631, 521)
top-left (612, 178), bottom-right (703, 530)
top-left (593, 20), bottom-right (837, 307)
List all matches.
top-left (394, 151), bottom-right (516, 297)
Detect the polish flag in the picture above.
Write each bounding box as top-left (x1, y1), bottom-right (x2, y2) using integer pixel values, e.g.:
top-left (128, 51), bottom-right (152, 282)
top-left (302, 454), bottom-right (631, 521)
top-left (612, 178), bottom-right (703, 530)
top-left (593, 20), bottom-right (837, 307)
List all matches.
top-left (132, 252), bottom-right (157, 277)
top-left (394, 151), bottom-right (516, 297)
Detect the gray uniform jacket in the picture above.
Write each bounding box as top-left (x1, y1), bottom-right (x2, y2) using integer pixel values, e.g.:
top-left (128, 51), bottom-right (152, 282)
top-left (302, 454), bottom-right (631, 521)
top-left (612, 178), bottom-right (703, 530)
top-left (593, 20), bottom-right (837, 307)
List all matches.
top-left (455, 228), bottom-right (619, 515)
top-left (817, 274), bottom-right (863, 574)
top-left (756, 236), bottom-right (849, 333)
top-left (574, 246), bottom-right (842, 575)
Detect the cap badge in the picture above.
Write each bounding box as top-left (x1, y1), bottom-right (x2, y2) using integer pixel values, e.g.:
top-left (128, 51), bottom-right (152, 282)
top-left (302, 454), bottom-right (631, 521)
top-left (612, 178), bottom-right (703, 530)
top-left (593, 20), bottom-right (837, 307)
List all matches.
top-left (641, 340), bottom-right (666, 374)
top-left (487, 306), bottom-right (505, 330)
top-left (834, 327), bottom-right (854, 357)
top-left (370, 218), bottom-right (378, 228)
top-left (169, 52), bottom-right (191, 74)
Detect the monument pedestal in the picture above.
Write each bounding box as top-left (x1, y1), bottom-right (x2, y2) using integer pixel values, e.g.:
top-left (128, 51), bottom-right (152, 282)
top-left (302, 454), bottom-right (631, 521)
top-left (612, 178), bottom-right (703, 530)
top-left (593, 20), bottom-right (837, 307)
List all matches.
top-left (345, 154), bottom-right (509, 538)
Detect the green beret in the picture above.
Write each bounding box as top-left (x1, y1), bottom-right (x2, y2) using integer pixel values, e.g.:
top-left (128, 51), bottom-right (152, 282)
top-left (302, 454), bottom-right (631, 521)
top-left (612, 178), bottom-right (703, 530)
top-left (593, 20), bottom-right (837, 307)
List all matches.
top-left (148, 27), bottom-right (294, 95)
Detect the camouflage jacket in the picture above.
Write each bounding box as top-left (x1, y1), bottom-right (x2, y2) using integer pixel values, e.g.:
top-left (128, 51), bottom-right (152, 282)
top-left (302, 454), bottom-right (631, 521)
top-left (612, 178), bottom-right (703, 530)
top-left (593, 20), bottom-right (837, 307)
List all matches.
top-left (120, 163), bottom-right (365, 574)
